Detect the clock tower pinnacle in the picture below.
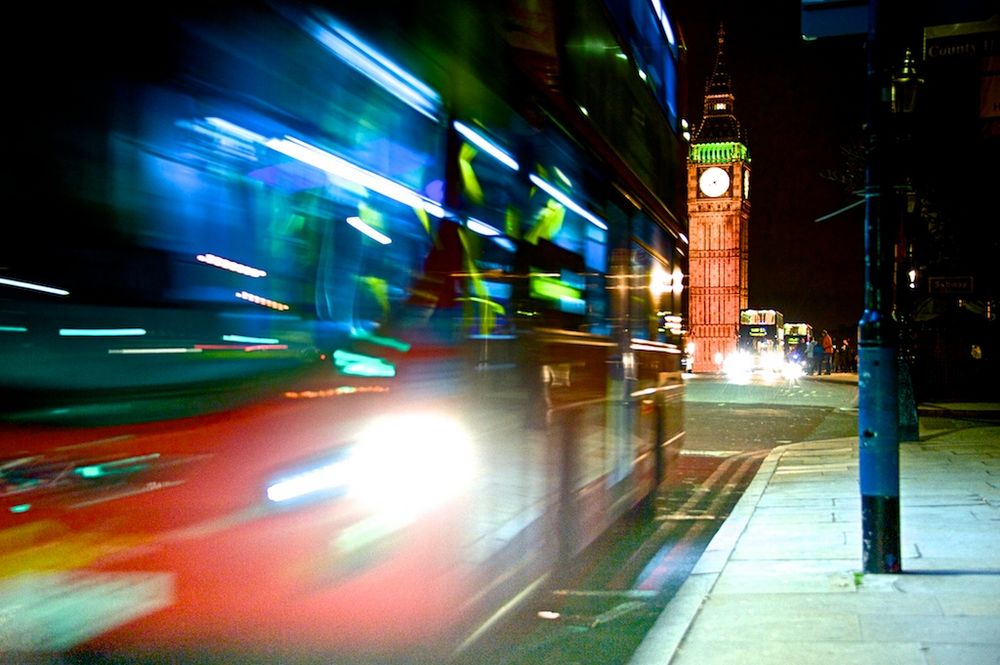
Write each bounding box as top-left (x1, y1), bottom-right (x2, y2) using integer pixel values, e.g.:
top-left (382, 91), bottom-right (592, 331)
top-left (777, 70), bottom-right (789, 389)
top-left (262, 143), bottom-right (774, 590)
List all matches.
top-left (687, 24), bottom-right (751, 373)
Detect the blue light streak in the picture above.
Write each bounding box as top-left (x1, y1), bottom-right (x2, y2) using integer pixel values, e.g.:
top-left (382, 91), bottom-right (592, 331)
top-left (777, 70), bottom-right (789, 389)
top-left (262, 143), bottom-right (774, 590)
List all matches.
top-left (529, 174), bottom-right (608, 230)
top-left (303, 13), bottom-right (442, 121)
top-left (453, 121), bottom-right (519, 171)
top-left (59, 328), bottom-right (147, 337)
top-left (266, 136), bottom-right (446, 218)
top-left (222, 334), bottom-right (281, 345)
top-left (0, 277), bottom-right (69, 297)
top-left (650, 0), bottom-right (676, 46)
top-left (346, 216), bottom-right (392, 245)
top-left (466, 218), bottom-right (502, 237)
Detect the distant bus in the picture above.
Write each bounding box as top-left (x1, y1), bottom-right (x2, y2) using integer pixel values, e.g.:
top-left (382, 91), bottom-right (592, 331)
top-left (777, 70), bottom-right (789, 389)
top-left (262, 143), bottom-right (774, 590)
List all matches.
top-left (783, 322), bottom-right (813, 364)
top-left (739, 309), bottom-right (784, 355)
top-left (737, 309), bottom-right (784, 372)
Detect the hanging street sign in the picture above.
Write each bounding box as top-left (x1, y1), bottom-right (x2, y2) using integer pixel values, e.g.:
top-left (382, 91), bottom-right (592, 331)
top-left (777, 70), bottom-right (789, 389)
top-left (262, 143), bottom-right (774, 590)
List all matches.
top-left (927, 275), bottom-right (975, 294)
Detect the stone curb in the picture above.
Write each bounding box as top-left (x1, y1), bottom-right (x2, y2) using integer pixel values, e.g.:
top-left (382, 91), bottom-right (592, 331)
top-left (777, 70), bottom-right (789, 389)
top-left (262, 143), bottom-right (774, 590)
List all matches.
top-left (627, 442), bottom-right (794, 665)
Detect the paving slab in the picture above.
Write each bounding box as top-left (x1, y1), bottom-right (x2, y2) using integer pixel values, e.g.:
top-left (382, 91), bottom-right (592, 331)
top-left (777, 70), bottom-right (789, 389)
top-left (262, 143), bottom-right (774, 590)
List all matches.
top-left (628, 416), bottom-right (1000, 665)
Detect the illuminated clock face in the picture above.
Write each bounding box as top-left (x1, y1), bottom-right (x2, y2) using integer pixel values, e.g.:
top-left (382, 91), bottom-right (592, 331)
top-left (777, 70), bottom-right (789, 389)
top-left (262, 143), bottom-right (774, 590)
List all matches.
top-left (698, 166), bottom-right (730, 197)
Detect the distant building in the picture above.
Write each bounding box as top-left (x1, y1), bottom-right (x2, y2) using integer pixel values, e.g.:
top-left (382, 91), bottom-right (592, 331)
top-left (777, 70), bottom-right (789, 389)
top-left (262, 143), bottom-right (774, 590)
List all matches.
top-left (687, 26), bottom-right (750, 372)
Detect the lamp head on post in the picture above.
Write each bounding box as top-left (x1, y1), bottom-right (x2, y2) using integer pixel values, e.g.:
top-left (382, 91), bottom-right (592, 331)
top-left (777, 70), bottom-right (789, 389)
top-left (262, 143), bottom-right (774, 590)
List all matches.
top-left (890, 48), bottom-right (924, 115)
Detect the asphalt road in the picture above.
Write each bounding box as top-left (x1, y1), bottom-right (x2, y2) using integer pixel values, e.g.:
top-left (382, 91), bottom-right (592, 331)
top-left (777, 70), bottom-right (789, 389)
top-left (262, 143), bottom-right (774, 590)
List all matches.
top-left (460, 373), bottom-right (860, 665)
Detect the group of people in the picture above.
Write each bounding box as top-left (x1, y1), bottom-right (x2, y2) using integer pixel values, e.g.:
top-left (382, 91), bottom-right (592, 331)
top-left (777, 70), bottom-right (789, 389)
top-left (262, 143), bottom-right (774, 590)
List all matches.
top-left (805, 330), bottom-right (856, 375)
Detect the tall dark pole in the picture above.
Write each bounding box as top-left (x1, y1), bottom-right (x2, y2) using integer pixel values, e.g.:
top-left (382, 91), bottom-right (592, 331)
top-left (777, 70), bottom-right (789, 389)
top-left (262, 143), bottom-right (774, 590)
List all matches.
top-left (892, 48), bottom-right (922, 444)
top-left (858, 0), bottom-right (901, 574)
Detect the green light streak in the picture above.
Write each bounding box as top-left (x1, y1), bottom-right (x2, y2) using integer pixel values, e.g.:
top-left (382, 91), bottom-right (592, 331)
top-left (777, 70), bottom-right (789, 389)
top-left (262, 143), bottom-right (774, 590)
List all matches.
top-left (333, 349), bottom-right (396, 377)
top-left (456, 226), bottom-right (499, 334)
top-left (530, 274), bottom-right (582, 302)
top-left (350, 330), bottom-right (411, 352)
top-left (553, 167), bottom-right (573, 188)
top-left (458, 297), bottom-right (505, 314)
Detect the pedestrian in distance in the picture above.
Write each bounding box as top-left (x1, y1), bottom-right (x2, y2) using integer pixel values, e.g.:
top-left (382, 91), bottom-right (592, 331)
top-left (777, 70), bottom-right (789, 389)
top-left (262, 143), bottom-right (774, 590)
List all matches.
top-left (811, 336), bottom-right (825, 375)
top-left (838, 338), bottom-right (852, 372)
top-left (821, 329), bottom-right (834, 375)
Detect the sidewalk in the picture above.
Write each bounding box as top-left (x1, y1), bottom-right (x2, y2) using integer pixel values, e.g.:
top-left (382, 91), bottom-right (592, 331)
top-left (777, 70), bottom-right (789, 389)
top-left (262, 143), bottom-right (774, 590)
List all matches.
top-left (630, 413), bottom-right (1000, 664)
top-left (808, 371), bottom-right (1000, 419)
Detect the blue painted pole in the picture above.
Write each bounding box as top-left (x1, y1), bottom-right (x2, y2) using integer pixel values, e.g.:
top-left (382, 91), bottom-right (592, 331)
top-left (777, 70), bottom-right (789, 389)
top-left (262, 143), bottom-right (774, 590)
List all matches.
top-left (859, 0), bottom-right (901, 574)
top-left (858, 329), bottom-right (900, 572)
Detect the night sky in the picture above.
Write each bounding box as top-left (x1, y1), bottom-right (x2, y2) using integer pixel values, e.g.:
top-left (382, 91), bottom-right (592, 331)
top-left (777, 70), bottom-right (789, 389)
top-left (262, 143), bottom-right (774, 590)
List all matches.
top-left (670, 1), bottom-right (870, 338)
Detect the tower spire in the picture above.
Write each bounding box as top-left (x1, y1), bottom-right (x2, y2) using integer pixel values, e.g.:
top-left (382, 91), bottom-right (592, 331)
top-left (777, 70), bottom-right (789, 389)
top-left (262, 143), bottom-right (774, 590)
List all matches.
top-left (693, 23), bottom-right (744, 144)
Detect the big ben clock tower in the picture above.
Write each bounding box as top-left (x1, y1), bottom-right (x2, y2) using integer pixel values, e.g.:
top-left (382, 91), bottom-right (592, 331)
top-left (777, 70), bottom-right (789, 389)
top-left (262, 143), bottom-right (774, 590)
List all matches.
top-left (688, 25), bottom-right (750, 373)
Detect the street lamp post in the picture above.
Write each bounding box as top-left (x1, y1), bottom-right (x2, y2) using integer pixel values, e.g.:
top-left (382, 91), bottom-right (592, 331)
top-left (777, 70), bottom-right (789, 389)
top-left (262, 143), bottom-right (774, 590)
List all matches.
top-left (858, 0), bottom-right (901, 574)
top-left (891, 49), bottom-right (923, 444)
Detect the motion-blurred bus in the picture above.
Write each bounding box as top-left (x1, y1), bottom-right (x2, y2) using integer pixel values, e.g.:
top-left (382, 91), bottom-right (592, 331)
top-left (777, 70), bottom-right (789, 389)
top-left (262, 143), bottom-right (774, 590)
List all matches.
top-left (0, 2), bottom-right (688, 662)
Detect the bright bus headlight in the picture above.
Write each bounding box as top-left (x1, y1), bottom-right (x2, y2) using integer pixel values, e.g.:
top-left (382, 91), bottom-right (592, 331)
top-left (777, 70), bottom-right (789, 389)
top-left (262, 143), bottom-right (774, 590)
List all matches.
top-left (723, 350), bottom-right (753, 383)
top-left (349, 413), bottom-right (476, 519)
top-left (265, 413), bottom-right (476, 520)
top-left (783, 360), bottom-right (805, 380)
